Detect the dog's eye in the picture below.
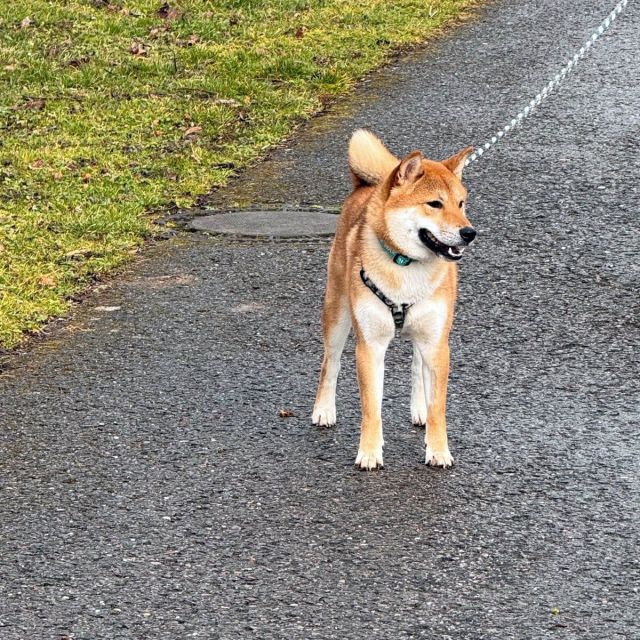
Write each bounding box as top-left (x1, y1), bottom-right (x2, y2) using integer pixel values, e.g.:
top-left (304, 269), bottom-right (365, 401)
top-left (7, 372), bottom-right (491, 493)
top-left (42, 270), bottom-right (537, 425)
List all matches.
top-left (426, 200), bottom-right (443, 209)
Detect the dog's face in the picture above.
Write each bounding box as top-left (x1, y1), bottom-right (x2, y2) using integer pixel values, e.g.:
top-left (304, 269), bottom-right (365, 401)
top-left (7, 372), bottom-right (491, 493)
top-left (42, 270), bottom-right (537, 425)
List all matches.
top-left (382, 148), bottom-right (476, 262)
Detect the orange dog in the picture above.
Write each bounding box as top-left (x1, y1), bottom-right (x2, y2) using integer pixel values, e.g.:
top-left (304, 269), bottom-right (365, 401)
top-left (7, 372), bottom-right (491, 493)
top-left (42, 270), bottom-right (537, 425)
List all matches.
top-left (312, 130), bottom-right (476, 470)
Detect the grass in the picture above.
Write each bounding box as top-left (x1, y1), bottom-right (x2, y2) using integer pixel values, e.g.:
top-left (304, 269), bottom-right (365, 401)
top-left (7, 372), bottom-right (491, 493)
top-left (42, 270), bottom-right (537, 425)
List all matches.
top-left (0, 0), bottom-right (477, 348)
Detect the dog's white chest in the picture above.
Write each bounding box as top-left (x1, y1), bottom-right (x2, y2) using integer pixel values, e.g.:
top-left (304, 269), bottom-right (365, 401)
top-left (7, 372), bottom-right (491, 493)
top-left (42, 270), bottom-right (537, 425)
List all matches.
top-left (403, 298), bottom-right (449, 343)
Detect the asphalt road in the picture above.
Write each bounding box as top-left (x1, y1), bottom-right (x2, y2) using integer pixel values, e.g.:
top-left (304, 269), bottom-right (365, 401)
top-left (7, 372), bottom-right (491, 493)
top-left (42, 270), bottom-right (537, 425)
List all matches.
top-left (1, 1), bottom-right (639, 638)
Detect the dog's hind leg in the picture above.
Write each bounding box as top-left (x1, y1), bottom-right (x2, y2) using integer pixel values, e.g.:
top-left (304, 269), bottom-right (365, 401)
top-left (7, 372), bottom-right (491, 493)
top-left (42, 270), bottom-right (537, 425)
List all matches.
top-left (410, 342), bottom-right (428, 427)
top-left (312, 289), bottom-right (351, 427)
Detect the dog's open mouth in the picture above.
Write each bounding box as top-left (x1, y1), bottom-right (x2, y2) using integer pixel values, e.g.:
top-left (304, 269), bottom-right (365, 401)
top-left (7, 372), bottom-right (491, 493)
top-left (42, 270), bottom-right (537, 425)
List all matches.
top-left (418, 228), bottom-right (465, 261)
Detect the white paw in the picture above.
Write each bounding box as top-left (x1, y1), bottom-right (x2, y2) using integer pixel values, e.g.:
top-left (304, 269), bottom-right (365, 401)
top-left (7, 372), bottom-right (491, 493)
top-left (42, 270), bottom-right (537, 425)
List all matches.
top-left (425, 446), bottom-right (454, 468)
top-left (355, 447), bottom-right (384, 470)
top-left (411, 404), bottom-right (427, 427)
top-left (312, 403), bottom-right (336, 427)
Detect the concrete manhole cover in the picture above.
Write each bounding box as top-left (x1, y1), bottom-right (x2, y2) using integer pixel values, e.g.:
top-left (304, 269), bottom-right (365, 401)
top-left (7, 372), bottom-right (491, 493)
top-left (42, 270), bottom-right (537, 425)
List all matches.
top-left (189, 210), bottom-right (337, 238)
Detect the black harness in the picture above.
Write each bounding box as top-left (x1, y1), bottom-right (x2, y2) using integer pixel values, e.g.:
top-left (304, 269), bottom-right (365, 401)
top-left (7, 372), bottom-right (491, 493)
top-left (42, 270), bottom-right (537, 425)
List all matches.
top-left (360, 268), bottom-right (412, 338)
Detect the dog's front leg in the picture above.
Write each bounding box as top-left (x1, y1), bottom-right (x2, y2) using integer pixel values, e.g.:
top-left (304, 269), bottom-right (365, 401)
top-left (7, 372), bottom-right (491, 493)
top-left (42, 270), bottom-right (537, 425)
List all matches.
top-left (417, 340), bottom-right (454, 467)
top-left (354, 336), bottom-right (390, 470)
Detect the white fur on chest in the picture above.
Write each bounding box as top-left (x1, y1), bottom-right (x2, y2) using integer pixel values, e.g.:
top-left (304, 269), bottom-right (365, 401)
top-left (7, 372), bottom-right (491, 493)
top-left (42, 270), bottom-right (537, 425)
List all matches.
top-left (404, 298), bottom-right (449, 343)
top-left (353, 286), bottom-right (449, 345)
top-left (355, 226), bottom-right (451, 343)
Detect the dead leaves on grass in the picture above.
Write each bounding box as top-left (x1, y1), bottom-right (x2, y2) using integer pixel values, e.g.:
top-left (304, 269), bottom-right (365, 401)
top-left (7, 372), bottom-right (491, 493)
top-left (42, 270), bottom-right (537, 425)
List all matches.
top-left (38, 275), bottom-right (57, 288)
top-left (183, 125), bottom-right (202, 138)
top-left (149, 24), bottom-right (169, 38)
top-left (24, 98), bottom-right (46, 111)
top-left (129, 41), bottom-right (148, 57)
top-left (177, 34), bottom-right (200, 47)
top-left (64, 248), bottom-right (94, 261)
top-left (67, 56), bottom-right (93, 68)
top-left (134, 2), bottom-right (198, 53)
top-left (157, 2), bottom-right (182, 21)
top-left (211, 98), bottom-right (241, 107)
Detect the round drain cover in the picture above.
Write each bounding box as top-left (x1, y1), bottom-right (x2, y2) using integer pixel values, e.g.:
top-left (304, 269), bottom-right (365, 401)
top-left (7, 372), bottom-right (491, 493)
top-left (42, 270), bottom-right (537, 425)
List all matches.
top-left (189, 210), bottom-right (337, 238)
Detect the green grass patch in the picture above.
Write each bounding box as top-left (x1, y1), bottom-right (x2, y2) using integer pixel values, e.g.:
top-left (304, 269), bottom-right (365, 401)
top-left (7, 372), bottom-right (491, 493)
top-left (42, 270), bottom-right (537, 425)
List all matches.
top-left (1, 0), bottom-right (477, 348)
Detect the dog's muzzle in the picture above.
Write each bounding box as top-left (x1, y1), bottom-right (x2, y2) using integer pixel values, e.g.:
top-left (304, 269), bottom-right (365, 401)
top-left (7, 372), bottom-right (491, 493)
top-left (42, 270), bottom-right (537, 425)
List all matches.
top-left (418, 227), bottom-right (476, 261)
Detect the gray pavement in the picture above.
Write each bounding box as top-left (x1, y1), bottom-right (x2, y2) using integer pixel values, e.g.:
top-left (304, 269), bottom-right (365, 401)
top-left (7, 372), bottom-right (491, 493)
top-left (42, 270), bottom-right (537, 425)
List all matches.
top-left (1, 1), bottom-right (639, 638)
top-left (189, 209), bottom-right (337, 238)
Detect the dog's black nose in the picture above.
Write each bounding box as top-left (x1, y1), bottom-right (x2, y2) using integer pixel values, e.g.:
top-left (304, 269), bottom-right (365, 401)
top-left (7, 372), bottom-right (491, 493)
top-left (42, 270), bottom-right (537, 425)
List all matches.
top-left (459, 226), bottom-right (477, 244)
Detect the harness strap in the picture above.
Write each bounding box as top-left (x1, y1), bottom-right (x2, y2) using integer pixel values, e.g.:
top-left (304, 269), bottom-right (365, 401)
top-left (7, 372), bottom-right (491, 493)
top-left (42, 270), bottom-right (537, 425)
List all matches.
top-left (360, 268), bottom-right (412, 338)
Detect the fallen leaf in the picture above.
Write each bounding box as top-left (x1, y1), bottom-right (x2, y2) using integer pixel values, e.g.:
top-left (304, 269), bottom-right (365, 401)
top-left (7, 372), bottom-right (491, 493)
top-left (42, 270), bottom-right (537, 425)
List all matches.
top-left (39, 275), bottom-right (57, 288)
top-left (183, 125), bottom-right (202, 137)
top-left (278, 408), bottom-right (295, 418)
top-left (65, 248), bottom-right (93, 260)
top-left (129, 41), bottom-right (148, 56)
top-left (243, 95), bottom-right (251, 105)
top-left (176, 33), bottom-right (200, 47)
top-left (29, 160), bottom-right (44, 169)
top-left (294, 26), bottom-right (306, 39)
top-left (67, 57), bottom-right (91, 68)
top-left (20, 16), bottom-right (34, 29)
top-left (157, 2), bottom-right (182, 20)
top-left (149, 24), bottom-right (169, 37)
top-left (212, 98), bottom-right (240, 107)
top-left (22, 98), bottom-right (46, 111)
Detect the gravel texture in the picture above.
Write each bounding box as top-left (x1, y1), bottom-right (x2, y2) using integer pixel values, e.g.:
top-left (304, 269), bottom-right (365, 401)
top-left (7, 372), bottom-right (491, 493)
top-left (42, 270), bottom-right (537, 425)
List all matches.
top-left (1, 1), bottom-right (638, 638)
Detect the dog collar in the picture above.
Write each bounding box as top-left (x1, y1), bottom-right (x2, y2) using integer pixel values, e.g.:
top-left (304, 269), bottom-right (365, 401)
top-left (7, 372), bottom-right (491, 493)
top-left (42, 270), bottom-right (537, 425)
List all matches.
top-left (379, 239), bottom-right (413, 266)
top-left (360, 268), bottom-right (412, 338)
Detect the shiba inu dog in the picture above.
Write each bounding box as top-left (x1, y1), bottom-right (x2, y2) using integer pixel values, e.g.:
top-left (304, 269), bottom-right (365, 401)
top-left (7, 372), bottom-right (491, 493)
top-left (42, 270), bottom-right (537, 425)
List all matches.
top-left (312, 130), bottom-right (476, 470)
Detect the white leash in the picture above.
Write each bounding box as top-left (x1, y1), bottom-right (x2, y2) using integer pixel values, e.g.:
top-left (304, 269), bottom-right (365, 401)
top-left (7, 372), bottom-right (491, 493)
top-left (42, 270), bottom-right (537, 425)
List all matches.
top-left (465, 0), bottom-right (631, 166)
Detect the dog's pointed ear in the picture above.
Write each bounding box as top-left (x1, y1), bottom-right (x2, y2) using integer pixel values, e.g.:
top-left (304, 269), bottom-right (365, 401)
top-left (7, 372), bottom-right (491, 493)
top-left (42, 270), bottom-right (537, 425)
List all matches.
top-left (442, 146), bottom-right (473, 179)
top-left (394, 151), bottom-right (424, 186)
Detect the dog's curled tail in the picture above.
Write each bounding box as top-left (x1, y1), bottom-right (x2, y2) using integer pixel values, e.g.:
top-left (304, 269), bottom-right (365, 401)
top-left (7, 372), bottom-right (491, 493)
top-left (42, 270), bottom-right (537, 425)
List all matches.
top-left (348, 129), bottom-right (399, 188)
